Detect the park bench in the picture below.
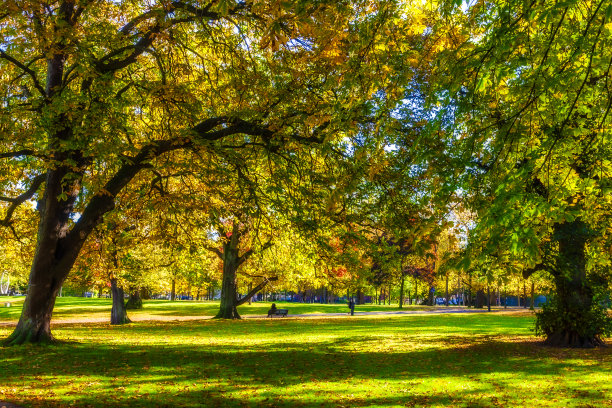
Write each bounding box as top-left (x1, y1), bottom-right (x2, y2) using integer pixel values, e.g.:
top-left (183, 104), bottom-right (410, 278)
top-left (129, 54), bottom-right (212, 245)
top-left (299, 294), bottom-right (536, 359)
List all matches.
top-left (267, 309), bottom-right (289, 318)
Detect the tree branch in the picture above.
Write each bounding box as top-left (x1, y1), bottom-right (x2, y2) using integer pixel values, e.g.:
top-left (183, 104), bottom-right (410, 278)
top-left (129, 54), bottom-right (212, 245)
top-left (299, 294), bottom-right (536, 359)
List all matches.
top-left (60, 115), bottom-right (277, 265)
top-left (203, 244), bottom-right (223, 259)
top-left (95, 0), bottom-right (243, 75)
top-left (522, 263), bottom-right (548, 279)
top-left (237, 240), bottom-right (273, 266)
top-left (0, 49), bottom-right (46, 96)
top-left (236, 276), bottom-right (278, 306)
top-left (0, 174), bottom-right (46, 227)
top-left (0, 150), bottom-right (40, 159)
top-left (193, 117), bottom-right (275, 142)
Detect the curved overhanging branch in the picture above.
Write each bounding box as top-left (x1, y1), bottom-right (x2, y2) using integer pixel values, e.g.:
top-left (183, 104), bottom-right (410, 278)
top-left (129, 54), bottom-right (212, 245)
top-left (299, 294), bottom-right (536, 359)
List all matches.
top-left (236, 276), bottom-right (278, 307)
top-left (60, 117), bottom-right (277, 264)
top-left (0, 174), bottom-right (46, 227)
top-left (522, 263), bottom-right (550, 279)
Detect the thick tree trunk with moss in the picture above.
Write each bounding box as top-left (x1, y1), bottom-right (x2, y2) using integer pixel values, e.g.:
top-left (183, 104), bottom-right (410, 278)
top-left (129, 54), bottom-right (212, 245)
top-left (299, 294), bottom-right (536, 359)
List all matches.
top-left (4, 263), bottom-right (65, 345)
top-left (535, 220), bottom-right (608, 348)
top-left (110, 279), bottom-right (131, 325)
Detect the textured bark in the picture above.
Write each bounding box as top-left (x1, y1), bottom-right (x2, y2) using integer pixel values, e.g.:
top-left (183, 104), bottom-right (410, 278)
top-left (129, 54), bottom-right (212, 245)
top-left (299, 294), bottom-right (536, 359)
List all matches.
top-left (5, 165), bottom-right (87, 345)
top-left (215, 246), bottom-right (241, 319)
top-left (3, 264), bottom-right (64, 345)
top-left (110, 279), bottom-right (130, 325)
top-left (545, 219), bottom-right (604, 348)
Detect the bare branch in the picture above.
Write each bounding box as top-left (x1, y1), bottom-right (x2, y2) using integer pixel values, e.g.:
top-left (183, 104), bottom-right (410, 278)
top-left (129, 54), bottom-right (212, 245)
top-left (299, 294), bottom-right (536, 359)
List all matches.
top-left (0, 49), bottom-right (46, 97)
top-left (236, 276), bottom-right (278, 306)
top-left (0, 174), bottom-right (46, 227)
top-left (0, 149), bottom-right (44, 159)
top-left (203, 244), bottom-right (223, 259)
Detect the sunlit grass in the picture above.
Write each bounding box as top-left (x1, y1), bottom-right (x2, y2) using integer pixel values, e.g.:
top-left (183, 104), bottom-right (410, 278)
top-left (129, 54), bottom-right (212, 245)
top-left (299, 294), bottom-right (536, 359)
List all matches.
top-left (1, 312), bottom-right (610, 407)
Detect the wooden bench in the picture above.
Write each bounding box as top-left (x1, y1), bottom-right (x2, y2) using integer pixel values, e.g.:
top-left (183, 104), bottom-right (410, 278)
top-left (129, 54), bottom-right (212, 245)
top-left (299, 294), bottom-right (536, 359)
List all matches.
top-left (267, 309), bottom-right (288, 318)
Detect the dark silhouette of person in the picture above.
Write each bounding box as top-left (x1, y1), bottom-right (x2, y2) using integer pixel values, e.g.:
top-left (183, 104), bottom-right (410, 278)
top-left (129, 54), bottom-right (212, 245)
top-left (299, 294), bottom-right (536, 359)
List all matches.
top-left (268, 303), bottom-right (277, 317)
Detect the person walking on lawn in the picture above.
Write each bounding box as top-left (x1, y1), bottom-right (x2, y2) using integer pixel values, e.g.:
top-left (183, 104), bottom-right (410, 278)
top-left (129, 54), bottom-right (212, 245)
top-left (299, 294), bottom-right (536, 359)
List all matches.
top-left (348, 299), bottom-right (355, 316)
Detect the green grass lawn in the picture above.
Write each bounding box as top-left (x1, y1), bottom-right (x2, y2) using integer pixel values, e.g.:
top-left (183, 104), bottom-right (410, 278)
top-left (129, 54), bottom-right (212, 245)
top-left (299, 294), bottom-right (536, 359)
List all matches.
top-left (0, 296), bottom-right (436, 322)
top-left (1, 304), bottom-right (611, 408)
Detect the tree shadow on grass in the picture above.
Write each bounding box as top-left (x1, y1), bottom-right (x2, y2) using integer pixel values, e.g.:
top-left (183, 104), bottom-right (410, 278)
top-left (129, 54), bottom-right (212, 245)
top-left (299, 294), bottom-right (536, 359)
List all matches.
top-left (1, 327), bottom-right (610, 407)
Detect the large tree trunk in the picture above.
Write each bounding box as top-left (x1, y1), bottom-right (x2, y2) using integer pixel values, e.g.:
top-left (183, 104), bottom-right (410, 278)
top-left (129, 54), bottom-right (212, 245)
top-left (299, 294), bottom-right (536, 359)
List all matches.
top-left (110, 279), bottom-right (130, 325)
top-left (4, 166), bottom-right (91, 345)
top-left (212, 221), bottom-right (274, 319)
top-left (4, 262), bottom-right (68, 345)
top-left (215, 246), bottom-right (241, 319)
top-left (540, 220), bottom-right (606, 348)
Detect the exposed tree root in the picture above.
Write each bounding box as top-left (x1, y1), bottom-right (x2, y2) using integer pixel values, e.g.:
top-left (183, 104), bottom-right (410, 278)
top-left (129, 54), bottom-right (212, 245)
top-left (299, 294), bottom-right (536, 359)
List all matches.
top-left (544, 330), bottom-right (607, 348)
top-left (110, 316), bottom-right (132, 325)
top-left (3, 320), bottom-right (56, 346)
top-left (213, 309), bottom-right (241, 319)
